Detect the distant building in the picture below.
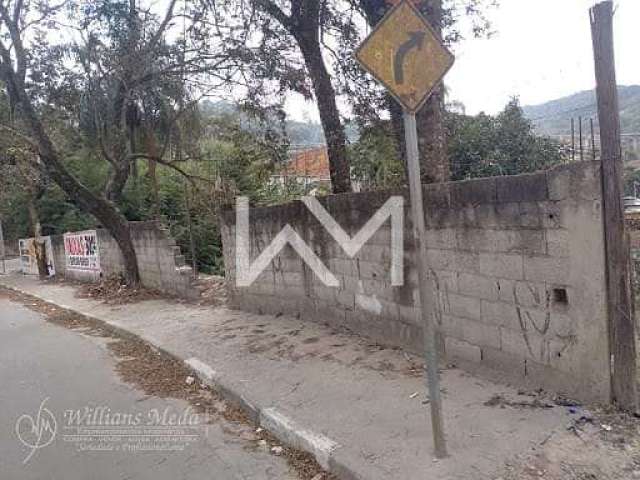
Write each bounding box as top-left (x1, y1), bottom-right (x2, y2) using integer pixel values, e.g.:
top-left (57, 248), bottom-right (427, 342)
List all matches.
top-left (272, 146), bottom-right (332, 190)
top-left (271, 146), bottom-right (362, 193)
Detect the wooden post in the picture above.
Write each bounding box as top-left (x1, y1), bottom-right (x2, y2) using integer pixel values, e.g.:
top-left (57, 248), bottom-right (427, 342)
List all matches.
top-left (579, 116), bottom-right (584, 162)
top-left (591, 0), bottom-right (638, 412)
top-left (591, 118), bottom-right (597, 161)
top-left (571, 118), bottom-right (576, 161)
top-left (184, 180), bottom-right (198, 280)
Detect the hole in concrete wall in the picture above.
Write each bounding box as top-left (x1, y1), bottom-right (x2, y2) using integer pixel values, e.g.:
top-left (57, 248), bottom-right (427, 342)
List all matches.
top-left (553, 288), bottom-right (568, 306)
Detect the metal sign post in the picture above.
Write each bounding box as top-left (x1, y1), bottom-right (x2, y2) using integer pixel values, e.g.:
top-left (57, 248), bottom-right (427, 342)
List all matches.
top-left (355, 0), bottom-right (455, 459)
top-left (403, 111), bottom-right (447, 457)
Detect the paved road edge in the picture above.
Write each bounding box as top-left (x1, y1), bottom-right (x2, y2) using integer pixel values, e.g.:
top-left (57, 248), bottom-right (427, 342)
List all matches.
top-left (0, 280), bottom-right (363, 480)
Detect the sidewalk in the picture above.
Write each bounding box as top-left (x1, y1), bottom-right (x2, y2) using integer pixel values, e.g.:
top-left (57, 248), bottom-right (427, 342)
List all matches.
top-left (0, 272), bottom-right (569, 480)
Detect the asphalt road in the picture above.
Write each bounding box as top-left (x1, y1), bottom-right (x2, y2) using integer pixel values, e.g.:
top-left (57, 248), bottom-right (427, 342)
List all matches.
top-left (0, 296), bottom-right (297, 480)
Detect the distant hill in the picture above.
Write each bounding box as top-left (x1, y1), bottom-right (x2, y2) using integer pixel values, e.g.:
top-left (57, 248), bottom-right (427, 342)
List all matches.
top-left (522, 85), bottom-right (640, 136)
top-left (199, 99), bottom-right (358, 146)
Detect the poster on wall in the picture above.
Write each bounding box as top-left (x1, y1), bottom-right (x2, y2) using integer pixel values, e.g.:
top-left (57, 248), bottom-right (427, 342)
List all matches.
top-left (64, 230), bottom-right (100, 271)
top-left (18, 237), bottom-right (56, 276)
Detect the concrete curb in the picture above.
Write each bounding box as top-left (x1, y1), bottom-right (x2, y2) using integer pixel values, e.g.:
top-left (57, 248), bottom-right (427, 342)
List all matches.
top-left (1, 282), bottom-right (363, 480)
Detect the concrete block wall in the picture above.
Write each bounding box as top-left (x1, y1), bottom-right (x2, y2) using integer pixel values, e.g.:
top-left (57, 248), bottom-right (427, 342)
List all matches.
top-left (221, 162), bottom-right (611, 402)
top-left (50, 221), bottom-right (196, 299)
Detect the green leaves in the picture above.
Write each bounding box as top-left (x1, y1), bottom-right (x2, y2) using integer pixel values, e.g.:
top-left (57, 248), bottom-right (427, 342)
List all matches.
top-left (448, 98), bottom-right (565, 181)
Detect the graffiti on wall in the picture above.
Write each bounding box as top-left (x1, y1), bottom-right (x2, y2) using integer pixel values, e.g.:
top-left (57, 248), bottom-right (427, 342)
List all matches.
top-left (64, 231), bottom-right (100, 271)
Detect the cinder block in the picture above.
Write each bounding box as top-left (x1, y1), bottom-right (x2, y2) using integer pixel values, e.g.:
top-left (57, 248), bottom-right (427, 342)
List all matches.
top-left (478, 253), bottom-right (524, 280)
top-left (450, 177), bottom-right (497, 207)
top-left (514, 230), bottom-right (547, 255)
top-left (480, 346), bottom-right (526, 376)
top-left (445, 337), bottom-right (482, 363)
top-left (547, 161), bottom-right (601, 202)
top-left (500, 326), bottom-right (548, 364)
top-left (352, 245), bottom-right (390, 264)
top-left (440, 315), bottom-right (501, 349)
top-left (548, 312), bottom-right (576, 338)
top-left (252, 269), bottom-right (276, 285)
top-left (397, 304), bottom-right (418, 323)
top-left (426, 249), bottom-right (457, 271)
top-left (431, 269), bottom-right (458, 294)
top-left (454, 206), bottom-right (478, 228)
top-left (510, 281), bottom-right (547, 308)
top-left (423, 182), bottom-right (451, 210)
top-left (275, 266), bottom-right (304, 290)
top-left (454, 251), bottom-right (481, 274)
top-left (366, 227), bottom-right (393, 247)
top-left (312, 299), bottom-right (347, 324)
top-left (336, 289), bottom-right (356, 310)
top-left (474, 204), bottom-right (499, 227)
top-left (457, 229), bottom-right (545, 255)
top-left (518, 203), bottom-right (542, 228)
top-left (249, 282), bottom-right (276, 296)
top-left (523, 359), bottom-right (588, 400)
top-left (540, 202), bottom-right (564, 229)
top-left (328, 258), bottom-right (358, 277)
top-left (546, 229), bottom-right (571, 258)
top-left (424, 229), bottom-right (457, 250)
top-left (313, 284), bottom-right (337, 302)
top-left (547, 336), bottom-right (578, 371)
top-left (497, 172), bottom-right (548, 203)
top-left (481, 300), bottom-right (520, 329)
top-left (357, 260), bottom-right (390, 281)
top-left (278, 257), bottom-right (304, 273)
top-left (458, 273), bottom-right (500, 301)
top-left (444, 293), bottom-right (481, 320)
top-left (523, 256), bottom-right (570, 284)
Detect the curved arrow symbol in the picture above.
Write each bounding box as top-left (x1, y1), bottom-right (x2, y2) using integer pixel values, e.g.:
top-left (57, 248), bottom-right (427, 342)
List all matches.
top-left (394, 31), bottom-right (426, 85)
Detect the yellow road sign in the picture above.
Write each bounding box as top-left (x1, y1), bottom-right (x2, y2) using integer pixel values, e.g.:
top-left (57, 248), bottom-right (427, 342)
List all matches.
top-left (355, 0), bottom-right (455, 113)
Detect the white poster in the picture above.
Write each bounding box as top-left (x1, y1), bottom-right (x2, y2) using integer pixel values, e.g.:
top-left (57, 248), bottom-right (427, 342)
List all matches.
top-left (64, 230), bottom-right (100, 271)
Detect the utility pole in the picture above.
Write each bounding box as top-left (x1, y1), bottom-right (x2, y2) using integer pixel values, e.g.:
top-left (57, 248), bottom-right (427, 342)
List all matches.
top-left (591, 0), bottom-right (638, 412)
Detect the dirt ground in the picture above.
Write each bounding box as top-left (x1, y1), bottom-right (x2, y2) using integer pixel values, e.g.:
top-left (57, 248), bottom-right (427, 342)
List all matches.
top-left (495, 398), bottom-right (640, 479)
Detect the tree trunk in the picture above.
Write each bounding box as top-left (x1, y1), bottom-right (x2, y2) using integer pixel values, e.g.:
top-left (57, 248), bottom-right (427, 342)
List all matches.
top-left (296, 35), bottom-right (351, 194)
top-left (388, 96), bottom-right (408, 179)
top-left (3, 70), bottom-right (141, 286)
top-left (27, 195), bottom-right (48, 279)
top-left (417, 85), bottom-right (449, 183)
top-left (105, 162), bottom-right (130, 203)
top-left (415, 0), bottom-right (449, 183)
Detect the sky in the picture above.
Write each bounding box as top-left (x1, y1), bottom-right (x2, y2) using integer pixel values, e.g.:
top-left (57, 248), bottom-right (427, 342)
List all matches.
top-left (286, 0), bottom-right (640, 121)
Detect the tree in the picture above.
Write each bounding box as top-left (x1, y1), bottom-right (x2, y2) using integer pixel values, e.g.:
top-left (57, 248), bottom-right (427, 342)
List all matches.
top-left (448, 98), bottom-right (565, 180)
top-left (0, 0), bottom-right (233, 285)
top-left (349, 121), bottom-right (405, 189)
top-left (213, 0), bottom-right (352, 194)
top-left (353, 0), bottom-right (497, 183)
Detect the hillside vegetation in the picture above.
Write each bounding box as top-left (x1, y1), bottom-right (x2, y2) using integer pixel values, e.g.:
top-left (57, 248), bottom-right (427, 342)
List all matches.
top-left (523, 85), bottom-right (640, 135)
